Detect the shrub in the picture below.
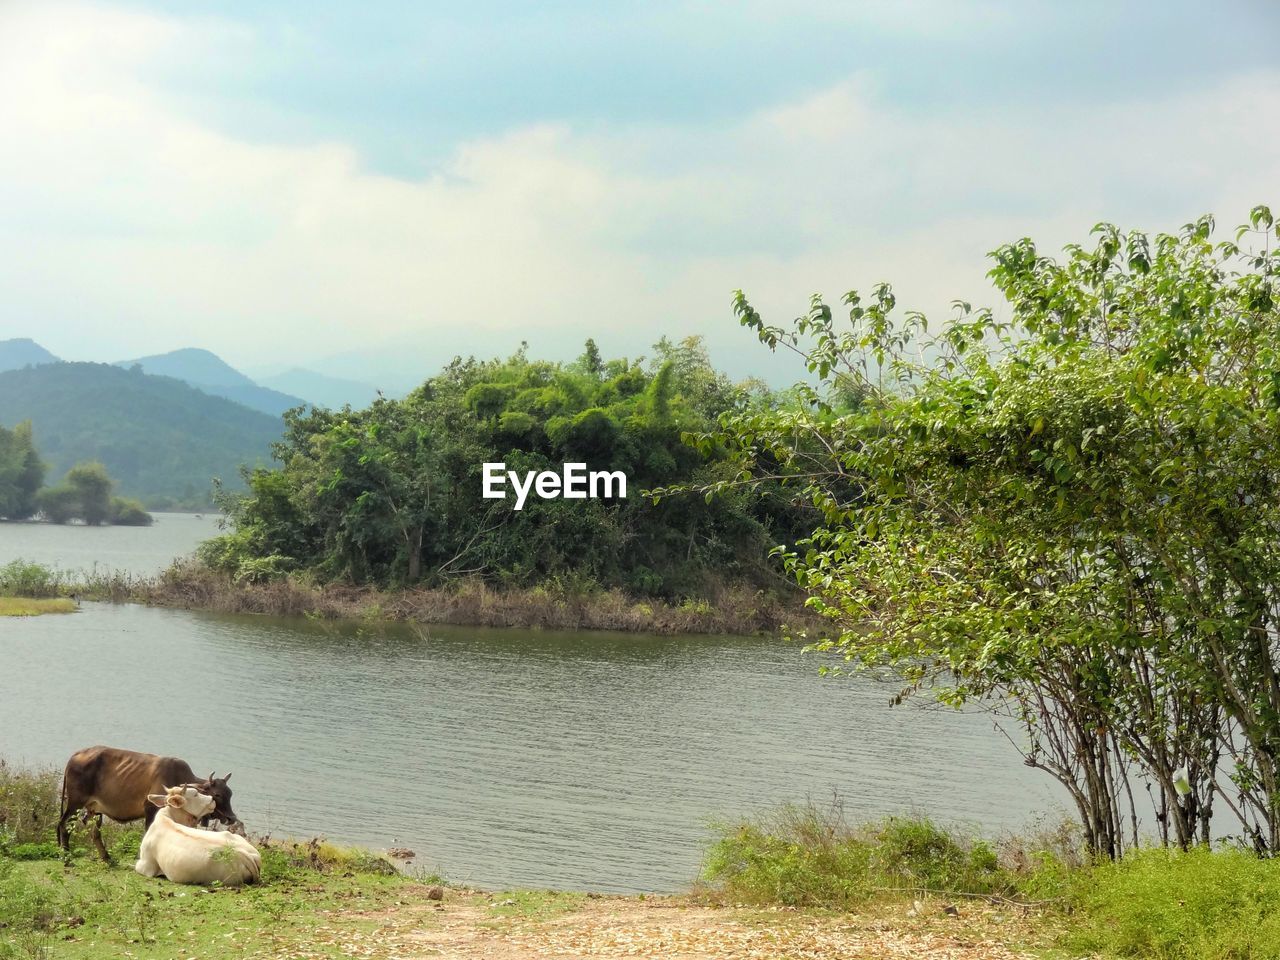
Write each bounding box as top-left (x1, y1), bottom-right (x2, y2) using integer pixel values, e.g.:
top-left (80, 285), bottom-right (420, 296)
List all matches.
top-left (109, 497), bottom-right (153, 525)
top-left (0, 560), bottom-right (64, 598)
top-left (0, 761), bottom-right (60, 845)
top-left (1064, 846), bottom-right (1280, 959)
top-left (702, 803), bottom-right (1015, 909)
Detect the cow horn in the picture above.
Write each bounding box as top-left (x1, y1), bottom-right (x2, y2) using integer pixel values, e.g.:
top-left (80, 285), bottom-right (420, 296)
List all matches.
top-left (223, 773), bottom-right (231, 782)
top-left (208, 771), bottom-right (215, 781)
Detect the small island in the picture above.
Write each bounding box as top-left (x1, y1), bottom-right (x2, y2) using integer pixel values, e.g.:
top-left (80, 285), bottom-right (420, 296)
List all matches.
top-left (0, 421), bottom-right (152, 527)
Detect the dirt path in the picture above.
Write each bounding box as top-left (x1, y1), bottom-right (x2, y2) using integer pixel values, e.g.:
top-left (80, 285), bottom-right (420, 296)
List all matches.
top-left (310, 889), bottom-right (1043, 960)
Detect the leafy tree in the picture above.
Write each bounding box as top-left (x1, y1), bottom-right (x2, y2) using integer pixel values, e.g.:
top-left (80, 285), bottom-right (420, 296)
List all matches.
top-left (65, 461), bottom-right (113, 525)
top-left (696, 207), bottom-right (1280, 856)
top-left (208, 340), bottom-right (805, 597)
top-left (0, 420), bottom-right (43, 519)
top-left (37, 485), bottom-right (79, 524)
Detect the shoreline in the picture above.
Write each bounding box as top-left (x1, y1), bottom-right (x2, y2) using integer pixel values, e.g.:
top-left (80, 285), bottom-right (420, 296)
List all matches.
top-left (61, 563), bottom-right (812, 635)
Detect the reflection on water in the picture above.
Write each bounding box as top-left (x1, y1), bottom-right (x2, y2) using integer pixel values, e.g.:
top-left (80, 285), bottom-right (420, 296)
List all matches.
top-left (0, 603), bottom-right (1063, 892)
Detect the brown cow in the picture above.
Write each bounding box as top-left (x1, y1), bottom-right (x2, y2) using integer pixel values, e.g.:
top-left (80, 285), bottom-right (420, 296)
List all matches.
top-left (56, 746), bottom-right (240, 862)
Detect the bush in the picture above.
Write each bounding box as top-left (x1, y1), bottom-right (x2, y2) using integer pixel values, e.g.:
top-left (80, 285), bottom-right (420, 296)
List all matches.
top-left (702, 803), bottom-right (1016, 909)
top-left (0, 560), bottom-right (64, 598)
top-left (109, 497), bottom-right (153, 525)
top-left (1064, 846), bottom-right (1280, 959)
top-left (0, 761), bottom-right (60, 846)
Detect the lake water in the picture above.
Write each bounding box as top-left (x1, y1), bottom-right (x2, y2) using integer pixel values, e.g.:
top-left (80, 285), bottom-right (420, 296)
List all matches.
top-left (0, 520), bottom-right (1063, 892)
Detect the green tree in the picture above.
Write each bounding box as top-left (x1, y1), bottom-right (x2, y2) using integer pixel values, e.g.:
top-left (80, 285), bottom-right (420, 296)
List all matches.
top-left (65, 461), bottom-right (113, 525)
top-left (0, 420), bottom-right (44, 519)
top-left (702, 207), bottom-right (1280, 856)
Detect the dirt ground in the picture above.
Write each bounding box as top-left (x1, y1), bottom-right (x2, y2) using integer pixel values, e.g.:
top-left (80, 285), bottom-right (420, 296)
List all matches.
top-left (305, 889), bottom-right (1045, 960)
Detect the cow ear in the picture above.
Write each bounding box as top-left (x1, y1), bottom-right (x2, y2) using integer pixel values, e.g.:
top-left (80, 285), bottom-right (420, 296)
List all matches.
top-left (166, 794), bottom-right (184, 807)
top-left (146, 794), bottom-right (167, 807)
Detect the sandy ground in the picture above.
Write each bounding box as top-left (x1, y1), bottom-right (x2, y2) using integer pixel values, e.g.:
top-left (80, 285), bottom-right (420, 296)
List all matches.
top-left (300, 889), bottom-right (1044, 960)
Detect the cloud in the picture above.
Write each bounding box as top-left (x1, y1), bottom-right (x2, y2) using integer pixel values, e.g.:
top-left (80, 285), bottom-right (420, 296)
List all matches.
top-left (0, 1), bottom-right (1277, 385)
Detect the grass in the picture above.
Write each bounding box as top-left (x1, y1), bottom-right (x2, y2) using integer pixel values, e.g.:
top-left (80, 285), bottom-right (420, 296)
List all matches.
top-left (485, 888), bottom-right (586, 920)
top-left (1, 557), bottom-right (809, 634)
top-left (0, 598), bottom-right (76, 616)
top-left (11, 760), bottom-right (1280, 958)
top-left (0, 761), bottom-right (421, 960)
top-left (0, 850), bottom-right (418, 960)
top-left (701, 800), bottom-right (1280, 959)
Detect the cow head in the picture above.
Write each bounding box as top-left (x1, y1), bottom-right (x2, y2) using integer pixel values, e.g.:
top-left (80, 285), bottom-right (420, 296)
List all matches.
top-left (147, 785), bottom-right (216, 821)
top-left (193, 772), bottom-right (239, 829)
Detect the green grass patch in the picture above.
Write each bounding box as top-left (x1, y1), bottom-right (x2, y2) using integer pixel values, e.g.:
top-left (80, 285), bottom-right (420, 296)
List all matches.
top-left (0, 853), bottom-right (417, 960)
top-left (1061, 846), bottom-right (1280, 959)
top-left (486, 889), bottom-right (585, 920)
top-left (702, 802), bottom-right (1040, 909)
top-left (0, 597), bottom-right (76, 616)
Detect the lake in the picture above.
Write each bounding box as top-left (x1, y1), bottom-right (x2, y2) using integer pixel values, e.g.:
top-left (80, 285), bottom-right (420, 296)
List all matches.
top-left (0, 519), bottom-right (1063, 892)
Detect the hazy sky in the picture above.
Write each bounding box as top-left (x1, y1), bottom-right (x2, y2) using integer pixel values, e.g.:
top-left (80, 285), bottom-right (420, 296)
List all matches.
top-left (1, 0), bottom-right (1277, 387)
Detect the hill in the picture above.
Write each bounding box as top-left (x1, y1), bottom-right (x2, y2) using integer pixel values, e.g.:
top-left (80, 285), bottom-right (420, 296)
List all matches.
top-left (0, 362), bottom-right (283, 507)
top-left (118, 348), bottom-right (306, 417)
top-left (257, 367), bottom-right (382, 409)
top-left (0, 338), bottom-right (60, 372)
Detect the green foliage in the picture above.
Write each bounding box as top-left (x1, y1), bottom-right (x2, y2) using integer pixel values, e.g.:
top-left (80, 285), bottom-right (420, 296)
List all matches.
top-left (0, 762), bottom-right (61, 848)
top-left (0, 420), bottom-right (44, 519)
top-left (63, 461), bottom-right (112, 525)
top-left (211, 338), bottom-right (804, 599)
top-left (703, 804), bottom-right (1019, 909)
top-left (29, 461), bottom-right (152, 526)
top-left (708, 207), bottom-right (1280, 856)
top-left (0, 361), bottom-right (281, 507)
top-left (1063, 847), bottom-right (1280, 959)
top-left (0, 559), bottom-right (65, 598)
top-left (108, 497), bottom-right (153, 526)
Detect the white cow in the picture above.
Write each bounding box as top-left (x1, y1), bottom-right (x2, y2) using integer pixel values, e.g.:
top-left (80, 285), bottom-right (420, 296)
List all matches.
top-left (134, 785), bottom-right (261, 886)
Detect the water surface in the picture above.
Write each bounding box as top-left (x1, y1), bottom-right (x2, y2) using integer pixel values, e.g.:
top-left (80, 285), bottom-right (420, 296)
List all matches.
top-left (0, 516), bottom-right (1064, 892)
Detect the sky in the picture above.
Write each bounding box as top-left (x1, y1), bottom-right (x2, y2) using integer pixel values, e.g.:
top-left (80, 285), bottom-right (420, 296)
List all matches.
top-left (1, 0), bottom-right (1278, 389)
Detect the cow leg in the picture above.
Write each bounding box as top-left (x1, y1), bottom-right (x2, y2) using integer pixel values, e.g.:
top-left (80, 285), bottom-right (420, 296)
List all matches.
top-left (57, 784), bottom-right (85, 851)
top-left (56, 805), bottom-right (77, 851)
top-left (89, 813), bottom-right (111, 863)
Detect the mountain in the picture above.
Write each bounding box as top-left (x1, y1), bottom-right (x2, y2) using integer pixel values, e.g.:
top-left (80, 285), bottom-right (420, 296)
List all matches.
top-left (0, 338), bottom-right (60, 372)
top-left (0, 362), bottom-right (283, 507)
top-left (117, 348), bottom-right (306, 417)
top-left (256, 367), bottom-right (383, 410)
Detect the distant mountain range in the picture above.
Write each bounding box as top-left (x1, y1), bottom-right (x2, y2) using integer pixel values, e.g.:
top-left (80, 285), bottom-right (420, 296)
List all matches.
top-left (0, 361), bottom-right (283, 507)
top-left (0, 337), bottom-right (60, 372)
top-left (255, 367), bottom-right (383, 411)
top-left (0, 338), bottom-right (384, 414)
top-left (116, 348), bottom-right (307, 417)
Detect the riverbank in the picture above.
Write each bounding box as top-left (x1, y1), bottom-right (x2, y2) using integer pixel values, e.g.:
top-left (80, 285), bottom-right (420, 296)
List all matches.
top-left (5, 763), bottom-right (1278, 958)
top-left (0, 861), bottom-right (1045, 960)
top-left (0, 596), bottom-right (75, 616)
top-left (14, 559), bottom-right (809, 634)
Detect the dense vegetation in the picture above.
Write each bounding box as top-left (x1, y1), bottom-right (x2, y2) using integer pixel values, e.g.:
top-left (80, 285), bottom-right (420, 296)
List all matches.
top-left (0, 361), bottom-right (283, 508)
top-left (204, 337), bottom-right (809, 600)
top-left (0, 424), bottom-right (150, 525)
top-left (687, 206), bottom-right (1280, 859)
top-left (704, 800), bottom-right (1280, 959)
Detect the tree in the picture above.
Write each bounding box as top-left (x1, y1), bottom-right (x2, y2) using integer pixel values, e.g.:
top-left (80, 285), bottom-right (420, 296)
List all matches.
top-left (0, 420), bottom-right (44, 519)
top-left (65, 461), bottom-right (113, 525)
top-left (700, 207), bottom-right (1280, 855)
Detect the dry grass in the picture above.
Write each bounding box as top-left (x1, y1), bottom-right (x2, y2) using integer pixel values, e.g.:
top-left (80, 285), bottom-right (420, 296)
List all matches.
top-left (0, 597), bottom-right (76, 616)
top-left (100, 563), bottom-right (808, 635)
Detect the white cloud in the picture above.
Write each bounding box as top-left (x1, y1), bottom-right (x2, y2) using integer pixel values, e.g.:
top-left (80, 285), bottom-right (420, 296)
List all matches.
top-left (0, 1), bottom-right (1277, 385)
